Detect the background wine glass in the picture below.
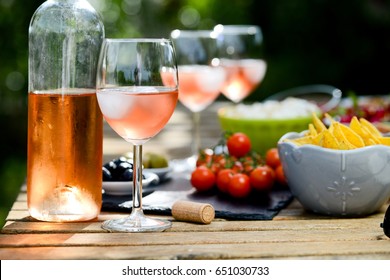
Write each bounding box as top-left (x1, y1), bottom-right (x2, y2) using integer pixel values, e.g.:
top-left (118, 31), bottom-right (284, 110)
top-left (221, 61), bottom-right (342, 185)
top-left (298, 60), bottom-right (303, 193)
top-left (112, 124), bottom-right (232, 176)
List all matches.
top-left (170, 29), bottom-right (226, 170)
top-left (214, 24), bottom-right (267, 103)
top-left (96, 39), bottom-right (178, 232)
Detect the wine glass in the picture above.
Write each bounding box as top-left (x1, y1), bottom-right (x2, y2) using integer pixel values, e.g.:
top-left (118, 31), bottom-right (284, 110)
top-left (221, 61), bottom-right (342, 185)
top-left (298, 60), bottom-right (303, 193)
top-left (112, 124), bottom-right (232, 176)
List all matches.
top-left (96, 39), bottom-right (178, 232)
top-left (170, 29), bottom-right (226, 170)
top-left (214, 24), bottom-right (267, 103)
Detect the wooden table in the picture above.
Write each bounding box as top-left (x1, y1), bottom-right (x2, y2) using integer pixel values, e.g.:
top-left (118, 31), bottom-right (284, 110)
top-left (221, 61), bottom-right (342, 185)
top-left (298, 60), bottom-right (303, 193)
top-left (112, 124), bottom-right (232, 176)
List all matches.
top-left (1, 102), bottom-right (389, 260)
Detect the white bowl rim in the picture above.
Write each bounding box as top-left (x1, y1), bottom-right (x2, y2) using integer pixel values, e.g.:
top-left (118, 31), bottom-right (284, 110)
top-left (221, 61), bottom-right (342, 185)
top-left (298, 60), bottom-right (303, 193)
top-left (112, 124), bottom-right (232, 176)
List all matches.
top-left (278, 130), bottom-right (390, 154)
top-left (103, 171), bottom-right (159, 196)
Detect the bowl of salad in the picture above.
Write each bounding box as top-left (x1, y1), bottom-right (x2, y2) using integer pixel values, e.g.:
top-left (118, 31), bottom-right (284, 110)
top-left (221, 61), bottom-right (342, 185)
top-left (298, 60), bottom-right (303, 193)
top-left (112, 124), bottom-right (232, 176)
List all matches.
top-left (218, 97), bottom-right (321, 156)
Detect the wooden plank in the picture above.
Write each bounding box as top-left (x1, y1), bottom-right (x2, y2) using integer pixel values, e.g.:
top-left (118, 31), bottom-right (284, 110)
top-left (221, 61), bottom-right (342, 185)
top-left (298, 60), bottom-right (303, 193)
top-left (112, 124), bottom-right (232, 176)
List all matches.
top-left (1, 220), bottom-right (102, 233)
top-left (5, 210), bottom-right (31, 221)
top-left (1, 240), bottom-right (389, 260)
top-left (1, 217), bottom-right (385, 234)
top-left (16, 192), bottom-right (27, 202)
top-left (275, 200), bottom-right (389, 220)
top-left (6, 199), bottom-right (388, 222)
top-left (8, 201), bottom-right (27, 211)
top-left (0, 226), bottom-right (387, 248)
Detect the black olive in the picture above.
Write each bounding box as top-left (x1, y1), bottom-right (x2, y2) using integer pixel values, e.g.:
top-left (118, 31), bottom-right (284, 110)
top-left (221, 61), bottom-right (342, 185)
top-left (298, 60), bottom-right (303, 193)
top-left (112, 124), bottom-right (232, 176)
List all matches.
top-left (118, 161), bottom-right (133, 170)
top-left (103, 160), bottom-right (117, 172)
top-left (103, 157), bottom-right (135, 181)
top-left (110, 162), bottom-right (132, 180)
top-left (113, 156), bottom-right (131, 166)
top-left (102, 166), bottom-right (112, 181)
top-left (119, 168), bottom-right (134, 181)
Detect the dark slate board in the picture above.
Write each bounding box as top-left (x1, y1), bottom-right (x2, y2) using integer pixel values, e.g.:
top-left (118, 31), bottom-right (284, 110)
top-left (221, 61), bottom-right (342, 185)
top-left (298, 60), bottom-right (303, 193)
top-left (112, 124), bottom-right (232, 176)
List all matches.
top-left (102, 176), bottom-right (293, 220)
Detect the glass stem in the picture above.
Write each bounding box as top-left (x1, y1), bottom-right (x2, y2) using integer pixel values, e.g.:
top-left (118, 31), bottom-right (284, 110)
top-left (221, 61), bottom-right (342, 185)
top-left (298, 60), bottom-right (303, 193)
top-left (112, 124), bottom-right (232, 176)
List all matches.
top-left (192, 111), bottom-right (201, 156)
top-left (132, 144), bottom-right (143, 211)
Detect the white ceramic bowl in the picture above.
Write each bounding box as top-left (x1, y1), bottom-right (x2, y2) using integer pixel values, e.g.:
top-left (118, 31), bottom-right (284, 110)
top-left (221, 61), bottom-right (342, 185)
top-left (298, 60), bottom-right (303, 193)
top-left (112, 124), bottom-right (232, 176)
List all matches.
top-left (103, 171), bottom-right (159, 196)
top-left (145, 166), bottom-right (173, 182)
top-left (278, 131), bottom-right (390, 216)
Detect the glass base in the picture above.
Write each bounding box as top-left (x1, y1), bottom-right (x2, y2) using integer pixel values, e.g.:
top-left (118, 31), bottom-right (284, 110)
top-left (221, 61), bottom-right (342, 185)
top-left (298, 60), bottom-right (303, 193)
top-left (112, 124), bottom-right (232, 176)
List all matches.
top-left (101, 208), bottom-right (171, 232)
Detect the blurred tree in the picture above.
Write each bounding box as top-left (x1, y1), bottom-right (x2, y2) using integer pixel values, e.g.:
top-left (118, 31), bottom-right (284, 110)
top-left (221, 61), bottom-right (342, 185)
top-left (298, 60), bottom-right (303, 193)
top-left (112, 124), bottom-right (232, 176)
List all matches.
top-left (89, 0), bottom-right (390, 98)
top-left (0, 0), bottom-right (41, 226)
top-left (249, 0), bottom-right (390, 98)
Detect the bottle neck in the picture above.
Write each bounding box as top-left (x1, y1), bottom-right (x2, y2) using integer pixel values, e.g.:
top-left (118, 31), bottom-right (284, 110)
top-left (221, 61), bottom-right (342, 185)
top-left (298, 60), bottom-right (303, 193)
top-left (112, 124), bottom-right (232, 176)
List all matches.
top-left (29, 0), bottom-right (104, 91)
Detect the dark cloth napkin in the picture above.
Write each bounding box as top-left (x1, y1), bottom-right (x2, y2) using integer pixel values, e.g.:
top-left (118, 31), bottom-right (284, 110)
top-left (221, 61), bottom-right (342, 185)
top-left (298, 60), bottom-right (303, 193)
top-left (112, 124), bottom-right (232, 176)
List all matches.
top-left (102, 175), bottom-right (293, 220)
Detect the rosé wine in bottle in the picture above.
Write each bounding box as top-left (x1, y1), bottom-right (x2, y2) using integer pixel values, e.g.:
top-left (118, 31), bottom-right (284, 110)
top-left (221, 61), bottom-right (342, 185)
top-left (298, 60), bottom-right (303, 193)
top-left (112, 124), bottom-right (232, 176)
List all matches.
top-left (97, 87), bottom-right (178, 144)
top-left (177, 65), bottom-right (226, 112)
top-left (28, 0), bottom-right (104, 222)
top-left (220, 58), bottom-right (267, 103)
top-left (27, 90), bottom-right (103, 221)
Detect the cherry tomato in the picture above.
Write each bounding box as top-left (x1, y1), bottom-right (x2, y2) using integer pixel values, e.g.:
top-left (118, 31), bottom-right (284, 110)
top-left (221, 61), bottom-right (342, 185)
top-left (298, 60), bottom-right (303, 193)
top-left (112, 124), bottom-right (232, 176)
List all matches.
top-left (190, 166), bottom-right (216, 192)
top-left (216, 168), bottom-right (235, 193)
top-left (228, 173), bottom-right (251, 198)
top-left (213, 154), bottom-right (227, 166)
top-left (243, 162), bottom-right (255, 174)
top-left (196, 148), bottom-right (213, 167)
top-left (275, 165), bottom-right (287, 185)
top-left (231, 160), bottom-right (244, 173)
top-left (210, 154), bottom-right (227, 174)
top-left (226, 132), bottom-right (251, 158)
top-left (209, 162), bottom-right (220, 175)
top-left (250, 165), bottom-right (275, 191)
top-left (265, 148), bottom-right (281, 169)
top-left (241, 155), bottom-right (255, 174)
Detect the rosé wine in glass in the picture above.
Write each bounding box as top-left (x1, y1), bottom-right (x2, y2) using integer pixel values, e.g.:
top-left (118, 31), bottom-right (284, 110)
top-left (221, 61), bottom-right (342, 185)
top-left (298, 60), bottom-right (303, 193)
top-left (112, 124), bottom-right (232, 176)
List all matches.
top-left (170, 30), bottom-right (225, 167)
top-left (177, 65), bottom-right (226, 112)
top-left (96, 39), bottom-right (178, 232)
top-left (97, 87), bottom-right (178, 143)
top-left (219, 58), bottom-right (266, 103)
top-left (215, 24), bottom-right (267, 103)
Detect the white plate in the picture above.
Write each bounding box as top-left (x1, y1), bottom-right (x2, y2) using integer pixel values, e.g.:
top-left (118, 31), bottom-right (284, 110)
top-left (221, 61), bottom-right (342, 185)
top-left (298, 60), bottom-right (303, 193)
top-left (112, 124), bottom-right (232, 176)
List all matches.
top-left (103, 171), bottom-right (159, 196)
top-left (144, 166), bottom-right (173, 181)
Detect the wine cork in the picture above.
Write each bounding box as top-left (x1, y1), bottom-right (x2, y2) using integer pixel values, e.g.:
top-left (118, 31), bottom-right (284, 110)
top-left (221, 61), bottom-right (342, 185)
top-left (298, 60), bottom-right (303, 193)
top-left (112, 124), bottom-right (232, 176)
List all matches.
top-left (172, 200), bottom-right (215, 224)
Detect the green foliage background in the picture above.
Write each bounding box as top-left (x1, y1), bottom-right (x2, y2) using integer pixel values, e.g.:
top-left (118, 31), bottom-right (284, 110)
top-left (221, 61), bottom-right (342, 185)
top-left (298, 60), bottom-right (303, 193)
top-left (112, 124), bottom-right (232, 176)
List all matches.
top-left (1, 0), bottom-right (390, 227)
